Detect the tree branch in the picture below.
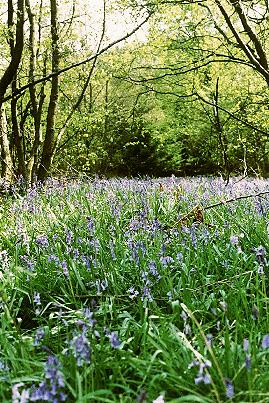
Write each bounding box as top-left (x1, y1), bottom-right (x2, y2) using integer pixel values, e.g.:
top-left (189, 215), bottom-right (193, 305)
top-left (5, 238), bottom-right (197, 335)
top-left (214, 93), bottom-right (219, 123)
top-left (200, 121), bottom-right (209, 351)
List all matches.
top-left (3, 12), bottom-right (152, 103)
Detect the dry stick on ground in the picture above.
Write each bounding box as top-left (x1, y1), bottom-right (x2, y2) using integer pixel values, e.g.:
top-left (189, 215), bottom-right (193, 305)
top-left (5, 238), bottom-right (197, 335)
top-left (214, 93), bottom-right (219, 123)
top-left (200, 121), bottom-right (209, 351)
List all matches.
top-left (172, 190), bottom-right (269, 228)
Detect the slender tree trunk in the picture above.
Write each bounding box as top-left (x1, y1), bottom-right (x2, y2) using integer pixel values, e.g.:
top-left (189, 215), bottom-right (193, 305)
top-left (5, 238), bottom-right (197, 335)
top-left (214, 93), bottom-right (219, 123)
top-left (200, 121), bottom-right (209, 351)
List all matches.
top-left (0, 0), bottom-right (24, 183)
top-left (37, 0), bottom-right (59, 181)
top-left (0, 104), bottom-right (14, 183)
top-left (26, 0), bottom-right (46, 183)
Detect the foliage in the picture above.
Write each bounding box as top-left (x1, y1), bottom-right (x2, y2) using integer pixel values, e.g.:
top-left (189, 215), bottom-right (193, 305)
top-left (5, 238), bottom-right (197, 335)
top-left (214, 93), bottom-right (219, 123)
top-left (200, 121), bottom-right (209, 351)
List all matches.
top-left (0, 177), bottom-right (269, 401)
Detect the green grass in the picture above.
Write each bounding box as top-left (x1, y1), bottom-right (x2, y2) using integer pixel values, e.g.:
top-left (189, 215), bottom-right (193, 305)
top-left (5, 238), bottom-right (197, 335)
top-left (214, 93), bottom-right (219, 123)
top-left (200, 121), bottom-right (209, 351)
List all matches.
top-left (0, 176), bottom-right (269, 402)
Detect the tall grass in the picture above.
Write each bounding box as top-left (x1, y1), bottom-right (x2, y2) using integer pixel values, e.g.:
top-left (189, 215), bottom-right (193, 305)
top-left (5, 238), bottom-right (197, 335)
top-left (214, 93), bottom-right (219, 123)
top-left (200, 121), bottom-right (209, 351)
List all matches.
top-left (0, 176), bottom-right (269, 402)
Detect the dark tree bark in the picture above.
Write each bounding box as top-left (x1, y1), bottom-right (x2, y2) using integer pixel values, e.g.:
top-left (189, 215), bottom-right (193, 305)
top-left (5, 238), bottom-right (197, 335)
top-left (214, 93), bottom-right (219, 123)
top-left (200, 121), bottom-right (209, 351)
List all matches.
top-left (0, 0), bottom-right (24, 183)
top-left (37, 0), bottom-right (59, 181)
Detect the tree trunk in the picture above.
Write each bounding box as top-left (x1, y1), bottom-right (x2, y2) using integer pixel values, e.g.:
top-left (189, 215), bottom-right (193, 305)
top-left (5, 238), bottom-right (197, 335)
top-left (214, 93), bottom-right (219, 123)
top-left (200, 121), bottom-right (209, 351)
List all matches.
top-left (0, 104), bottom-right (14, 183)
top-left (0, 0), bottom-right (24, 183)
top-left (37, 0), bottom-right (59, 181)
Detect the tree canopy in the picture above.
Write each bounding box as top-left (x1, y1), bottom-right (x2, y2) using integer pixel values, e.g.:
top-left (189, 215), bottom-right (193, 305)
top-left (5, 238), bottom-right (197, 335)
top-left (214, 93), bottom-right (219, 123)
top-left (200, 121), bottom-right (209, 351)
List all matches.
top-left (0, 0), bottom-right (268, 184)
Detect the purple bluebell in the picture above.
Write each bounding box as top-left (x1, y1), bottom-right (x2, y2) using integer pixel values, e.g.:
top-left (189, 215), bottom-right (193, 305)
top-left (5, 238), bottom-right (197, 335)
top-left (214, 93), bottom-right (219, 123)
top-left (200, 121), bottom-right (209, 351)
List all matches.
top-left (36, 235), bottom-right (49, 247)
top-left (33, 292), bottom-right (41, 306)
top-left (61, 261), bottom-right (69, 277)
top-left (86, 216), bottom-right (95, 232)
top-left (70, 333), bottom-right (91, 366)
top-left (142, 286), bottom-right (153, 302)
top-left (243, 338), bottom-right (249, 352)
top-left (160, 256), bottom-right (174, 266)
top-left (149, 261), bottom-right (160, 279)
top-left (225, 379), bottom-right (234, 399)
top-left (261, 334), bottom-right (269, 349)
top-left (65, 229), bottom-right (73, 245)
top-left (195, 373), bottom-right (211, 385)
top-left (245, 354), bottom-right (251, 370)
top-left (34, 327), bottom-right (45, 346)
top-left (109, 331), bottom-right (121, 349)
top-left (189, 359), bottom-right (212, 385)
top-left (30, 355), bottom-right (66, 402)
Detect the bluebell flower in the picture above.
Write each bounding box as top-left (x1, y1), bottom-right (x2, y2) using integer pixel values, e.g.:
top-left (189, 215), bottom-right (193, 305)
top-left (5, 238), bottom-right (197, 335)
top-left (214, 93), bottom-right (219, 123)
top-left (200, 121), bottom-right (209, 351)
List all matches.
top-left (243, 338), bottom-right (249, 352)
top-left (160, 256), bottom-right (174, 266)
top-left (30, 355), bottom-right (66, 402)
top-left (245, 354), bottom-right (251, 370)
top-left (195, 373), bottom-right (211, 385)
top-left (128, 287), bottom-right (139, 299)
top-left (225, 379), bottom-right (234, 399)
top-left (70, 333), bottom-right (91, 366)
top-left (33, 292), bottom-right (41, 306)
top-left (261, 334), bottom-right (269, 349)
top-left (36, 235), bottom-right (49, 247)
top-left (33, 327), bottom-right (45, 346)
top-left (142, 287), bottom-right (153, 302)
top-left (61, 261), bottom-right (69, 277)
top-left (109, 331), bottom-right (121, 349)
top-left (189, 359), bottom-right (211, 385)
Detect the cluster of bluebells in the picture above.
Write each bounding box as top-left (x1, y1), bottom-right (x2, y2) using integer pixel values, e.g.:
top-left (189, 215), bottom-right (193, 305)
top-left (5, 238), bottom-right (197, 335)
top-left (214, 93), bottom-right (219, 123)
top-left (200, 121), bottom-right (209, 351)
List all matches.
top-left (12, 356), bottom-right (66, 402)
top-left (30, 356), bottom-right (66, 402)
top-left (106, 330), bottom-right (121, 349)
top-left (188, 359), bottom-right (211, 385)
top-left (69, 332), bottom-right (91, 366)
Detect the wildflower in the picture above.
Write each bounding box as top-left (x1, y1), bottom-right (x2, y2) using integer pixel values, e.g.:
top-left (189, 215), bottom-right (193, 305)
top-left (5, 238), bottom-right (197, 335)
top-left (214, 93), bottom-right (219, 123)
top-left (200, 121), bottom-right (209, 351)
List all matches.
top-left (160, 256), bottom-right (174, 266)
top-left (70, 333), bottom-right (91, 366)
top-left (206, 334), bottom-right (213, 347)
top-left (243, 338), bottom-right (249, 352)
top-left (108, 331), bottom-right (121, 349)
top-left (195, 373), bottom-right (211, 385)
top-left (180, 310), bottom-right (188, 321)
top-left (245, 354), bottom-right (251, 370)
top-left (253, 245), bottom-right (266, 265)
top-left (225, 379), bottom-right (234, 399)
top-left (142, 286), bottom-right (153, 302)
top-left (33, 292), bottom-right (41, 306)
top-left (12, 383), bottom-right (29, 403)
top-left (128, 287), bottom-right (139, 299)
top-left (189, 359), bottom-right (212, 385)
top-left (86, 216), bottom-right (94, 232)
top-left (65, 229), bottom-right (73, 245)
top-left (82, 307), bottom-right (96, 327)
top-left (73, 249), bottom-right (79, 259)
top-left (61, 261), bottom-right (69, 277)
top-left (149, 261), bottom-right (159, 278)
top-left (183, 323), bottom-right (192, 336)
top-left (167, 291), bottom-right (172, 300)
top-left (0, 360), bottom-right (9, 381)
top-left (176, 252), bottom-right (183, 261)
top-left (261, 334), bottom-right (269, 349)
top-left (30, 355), bottom-right (66, 401)
top-left (36, 235), bottom-right (49, 247)
top-left (230, 235), bottom-right (239, 246)
top-left (33, 327), bottom-right (45, 347)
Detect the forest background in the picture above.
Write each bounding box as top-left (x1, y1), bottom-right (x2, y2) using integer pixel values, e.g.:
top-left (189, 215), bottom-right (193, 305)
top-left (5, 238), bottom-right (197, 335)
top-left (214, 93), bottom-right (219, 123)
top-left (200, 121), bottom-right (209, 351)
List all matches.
top-left (1, 0), bottom-right (269, 184)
